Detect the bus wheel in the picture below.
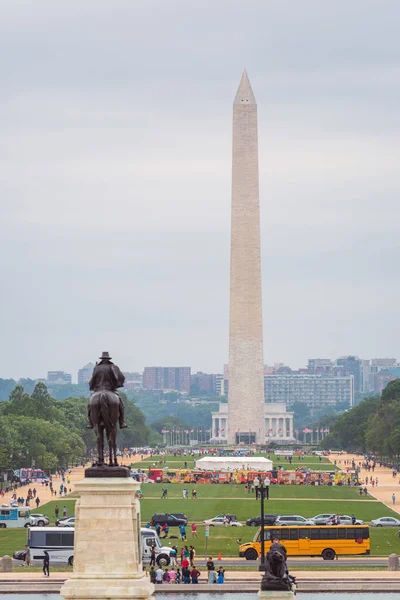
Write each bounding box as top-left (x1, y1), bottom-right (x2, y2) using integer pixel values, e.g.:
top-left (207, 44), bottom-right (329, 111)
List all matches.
top-left (0, 523), bottom-right (6, 529)
top-left (322, 548), bottom-right (335, 560)
top-left (24, 523), bottom-right (30, 528)
top-left (68, 557), bottom-right (74, 566)
top-left (245, 548), bottom-right (258, 561)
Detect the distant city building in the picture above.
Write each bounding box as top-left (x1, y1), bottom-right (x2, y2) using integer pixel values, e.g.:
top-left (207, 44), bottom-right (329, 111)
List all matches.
top-left (215, 373), bottom-right (224, 396)
top-left (77, 363), bottom-right (95, 385)
top-left (143, 367), bottom-right (191, 394)
top-left (123, 372), bottom-right (143, 390)
top-left (307, 359), bottom-right (334, 374)
top-left (335, 356), bottom-right (362, 393)
top-left (190, 372), bottom-right (221, 395)
top-left (373, 367), bottom-right (400, 395)
top-left (47, 371), bottom-right (72, 385)
top-left (264, 373), bottom-right (354, 408)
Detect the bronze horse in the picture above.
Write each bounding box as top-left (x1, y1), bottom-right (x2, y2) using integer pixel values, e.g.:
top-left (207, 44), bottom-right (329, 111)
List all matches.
top-left (89, 391), bottom-right (120, 466)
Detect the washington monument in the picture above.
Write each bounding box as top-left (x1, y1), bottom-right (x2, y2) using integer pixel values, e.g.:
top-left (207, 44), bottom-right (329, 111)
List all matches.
top-left (227, 70), bottom-right (265, 445)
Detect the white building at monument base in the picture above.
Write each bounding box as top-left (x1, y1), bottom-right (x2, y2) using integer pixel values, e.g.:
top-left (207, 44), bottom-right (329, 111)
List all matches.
top-left (211, 402), bottom-right (294, 445)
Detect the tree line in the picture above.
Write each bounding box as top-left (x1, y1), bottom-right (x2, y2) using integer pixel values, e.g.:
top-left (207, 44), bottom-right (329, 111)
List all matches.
top-left (320, 379), bottom-right (400, 459)
top-left (0, 382), bottom-right (161, 472)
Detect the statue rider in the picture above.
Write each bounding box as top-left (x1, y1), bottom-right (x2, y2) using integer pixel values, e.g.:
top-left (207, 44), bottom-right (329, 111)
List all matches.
top-left (87, 352), bottom-right (128, 429)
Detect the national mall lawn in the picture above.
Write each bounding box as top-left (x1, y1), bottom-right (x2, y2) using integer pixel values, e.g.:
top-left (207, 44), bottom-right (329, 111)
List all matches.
top-left (2, 476), bottom-right (400, 559)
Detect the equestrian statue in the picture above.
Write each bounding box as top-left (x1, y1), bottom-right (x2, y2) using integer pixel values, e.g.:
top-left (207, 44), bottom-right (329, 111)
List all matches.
top-left (87, 351), bottom-right (128, 467)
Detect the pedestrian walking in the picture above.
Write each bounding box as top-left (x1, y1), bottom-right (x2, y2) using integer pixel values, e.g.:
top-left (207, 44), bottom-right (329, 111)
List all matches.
top-left (208, 568), bottom-right (217, 583)
top-left (24, 545), bottom-right (31, 567)
top-left (149, 567), bottom-right (156, 584)
top-left (170, 545), bottom-right (177, 566)
top-left (55, 505), bottom-right (59, 519)
top-left (189, 546), bottom-right (195, 567)
top-left (155, 567), bottom-right (164, 584)
top-left (63, 506), bottom-right (67, 517)
top-left (216, 567), bottom-right (225, 584)
top-left (191, 523), bottom-right (198, 538)
top-left (190, 566), bottom-right (200, 584)
top-left (150, 545), bottom-right (156, 567)
top-left (180, 524), bottom-right (186, 541)
top-left (393, 493), bottom-right (396, 505)
top-left (206, 557), bottom-right (215, 571)
top-left (42, 551), bottom-right (50, 576)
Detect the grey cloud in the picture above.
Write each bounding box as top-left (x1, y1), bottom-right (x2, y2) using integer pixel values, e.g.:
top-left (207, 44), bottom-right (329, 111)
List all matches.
top-left (1, 1), bottom-right (400, 378)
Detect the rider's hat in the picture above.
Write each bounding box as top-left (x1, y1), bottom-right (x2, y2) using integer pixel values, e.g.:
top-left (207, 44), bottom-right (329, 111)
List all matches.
top-left (99, 351), bottom-right (112, 360)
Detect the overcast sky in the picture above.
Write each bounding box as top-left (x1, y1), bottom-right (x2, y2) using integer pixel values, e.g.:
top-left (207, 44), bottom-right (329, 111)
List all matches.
top-left (1, 1), bottom-right (400, 381)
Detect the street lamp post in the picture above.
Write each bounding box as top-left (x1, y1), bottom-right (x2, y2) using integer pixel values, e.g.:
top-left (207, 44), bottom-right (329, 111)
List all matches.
top-left (254, 476), bottom-right (270, 571)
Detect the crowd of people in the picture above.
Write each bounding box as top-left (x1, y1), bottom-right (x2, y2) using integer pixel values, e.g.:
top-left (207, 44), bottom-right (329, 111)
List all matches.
top-left (146, 555), bottom-right (225, 585)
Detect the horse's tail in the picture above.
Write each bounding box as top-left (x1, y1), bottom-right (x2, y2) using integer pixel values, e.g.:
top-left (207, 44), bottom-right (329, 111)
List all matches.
top-left (99, 392), bottom-right (113, 430)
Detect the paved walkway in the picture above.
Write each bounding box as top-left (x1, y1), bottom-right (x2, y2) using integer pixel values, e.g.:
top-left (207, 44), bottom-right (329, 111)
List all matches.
top-left (2, 456), bottom-right (138, 509)
top-left (0, 570), bottom-right (399, 581)
top-left (328, 453), bottom-right (400, 514)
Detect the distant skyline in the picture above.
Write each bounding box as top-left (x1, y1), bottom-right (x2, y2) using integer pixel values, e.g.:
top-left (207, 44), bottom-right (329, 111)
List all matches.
top-left (2, 1), bottom-right (400, 380)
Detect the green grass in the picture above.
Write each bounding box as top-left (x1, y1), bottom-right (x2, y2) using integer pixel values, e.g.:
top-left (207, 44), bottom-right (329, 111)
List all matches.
top-left (142, 483), bottom-right (370, 500)
top-left (2, 471), bottom-right (400, 561)
top-left (0, 529), bottom-right (26, 557)
top-left (136, 455), bottom-right (337, 472)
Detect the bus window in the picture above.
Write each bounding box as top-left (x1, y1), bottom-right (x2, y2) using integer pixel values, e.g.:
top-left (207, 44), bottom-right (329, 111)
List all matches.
top-left (337, 528), bottom-right (346, 539)
top-left (62, 533), bottom-right (74, 546)
top-left (310, 528), bottom-right (321, 540)
top-left (290, 529), bottom-right (299, 540)
top-left (19, 510), bottom-right (29, 518)
top-left (46, 533), bottom-right (62, 546)
top-left (29, 530), bottom-right (46, 546)
top-left (280, 529), bottom-right (290, 540)
top-left (346, 528), bottom-right (356, 539)
top-left (299, 528), bottom-right (309, 539)
top-left (1, 510), bottom-right (10, 516)
top-left (361, 528), bottom-right (369, 539)
top-left (324, 528), bottom-right (338, 540)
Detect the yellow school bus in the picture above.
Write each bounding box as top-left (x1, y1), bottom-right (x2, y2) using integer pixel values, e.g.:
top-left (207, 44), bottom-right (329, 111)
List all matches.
top-left (239, 525), bottom-right (370, 561)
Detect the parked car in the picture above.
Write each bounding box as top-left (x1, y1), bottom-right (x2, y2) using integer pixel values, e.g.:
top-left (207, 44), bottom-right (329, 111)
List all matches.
top-left (150, 513), bottom-right (188, 527)
top-left (214, 513), bottom-right (237, 521)
top-left (55, 515), bottom-right (75, 526)
top-left (246, 515), bottom-right (279, 527)
top-left (310, 514), bottom-right (335, 525)
top-left (57, 517), bottom-right (75, 527)
top-left (326, 515), bottom-right (364, 525)
top-left (274, 515), bottom-right (315, 526)
top-left (203, 517), bottom-right (242, 527)
top-left (370, 517), bottom-right (400, 527)
top-left (29, 514), bottom-right (50, 527)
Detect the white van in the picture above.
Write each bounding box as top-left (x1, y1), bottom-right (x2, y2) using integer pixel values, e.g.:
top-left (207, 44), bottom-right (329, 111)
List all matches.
top-left (23, 526), bottom-right (171, 567)
top-left (0, 505), bottom-right (31, 529)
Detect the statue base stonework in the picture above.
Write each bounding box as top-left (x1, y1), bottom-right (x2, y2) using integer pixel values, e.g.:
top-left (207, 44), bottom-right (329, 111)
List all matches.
top-left (60, 477), bottom-right (154, 600)
top-left (258, 592), bottom-right (295, 600)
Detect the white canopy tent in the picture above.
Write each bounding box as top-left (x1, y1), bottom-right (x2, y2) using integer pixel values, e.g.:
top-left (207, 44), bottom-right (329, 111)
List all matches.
top-left (195, 456), bottom-right (273, 471)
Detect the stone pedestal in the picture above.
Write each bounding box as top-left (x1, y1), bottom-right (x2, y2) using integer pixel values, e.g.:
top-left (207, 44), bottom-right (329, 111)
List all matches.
top-left (258, 592), bottom-right (295, 600)
top-left (1, 555), bottom-right (12, 572)
top-left (60, 477), bottom-right (154, 600)
top-left (388, 553), bottom-right (399, 571)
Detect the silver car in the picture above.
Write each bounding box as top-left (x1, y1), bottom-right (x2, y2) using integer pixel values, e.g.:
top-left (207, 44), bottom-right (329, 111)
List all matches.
top-left (29, 514), bottom-right (50, 527)
top-left (370, 517), bottom-right (400, 527)
top-left (274, 515), bottom-right (315, 526)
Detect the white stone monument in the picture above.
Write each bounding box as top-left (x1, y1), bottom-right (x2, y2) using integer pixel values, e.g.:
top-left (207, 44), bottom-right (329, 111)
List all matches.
top-left (61, 476), bottom-right (154, 600)
top-left (228, 70), bottom-right (266, 446)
